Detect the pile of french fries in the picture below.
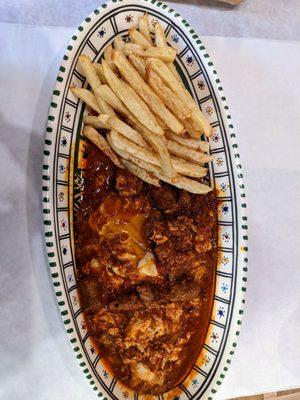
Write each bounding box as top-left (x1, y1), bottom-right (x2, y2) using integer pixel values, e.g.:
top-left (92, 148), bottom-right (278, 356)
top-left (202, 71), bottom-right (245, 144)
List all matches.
top-left (71, 14), bottom-right (214, 194)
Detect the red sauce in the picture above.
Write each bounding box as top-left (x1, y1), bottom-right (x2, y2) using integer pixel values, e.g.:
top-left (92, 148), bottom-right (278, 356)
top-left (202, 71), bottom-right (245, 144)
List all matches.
top-left (75, 143), bottom-right (217, 394)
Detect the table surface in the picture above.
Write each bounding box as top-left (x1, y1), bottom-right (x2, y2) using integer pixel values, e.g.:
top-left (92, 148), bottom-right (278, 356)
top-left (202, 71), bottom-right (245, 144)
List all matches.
top-left (1, 5), bottom-right (300, 400)
top-left (1, 0), bottom-right (300, 41)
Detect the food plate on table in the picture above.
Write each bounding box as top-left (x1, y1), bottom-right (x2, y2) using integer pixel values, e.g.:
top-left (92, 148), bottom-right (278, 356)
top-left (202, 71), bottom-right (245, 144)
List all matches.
top-left (42, 0), bottom-right (248, 398)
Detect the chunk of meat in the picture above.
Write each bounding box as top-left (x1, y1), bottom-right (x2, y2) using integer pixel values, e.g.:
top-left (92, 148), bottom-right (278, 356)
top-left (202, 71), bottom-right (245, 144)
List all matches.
top-left (116, 169), bottom-right (143, 197)
top-left (150, 184), bottom-right (178, 213)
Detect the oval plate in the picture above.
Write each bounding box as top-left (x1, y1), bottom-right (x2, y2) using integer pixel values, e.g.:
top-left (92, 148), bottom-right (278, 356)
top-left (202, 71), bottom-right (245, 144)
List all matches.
top-left (43, 1), bottom-right (248, 399)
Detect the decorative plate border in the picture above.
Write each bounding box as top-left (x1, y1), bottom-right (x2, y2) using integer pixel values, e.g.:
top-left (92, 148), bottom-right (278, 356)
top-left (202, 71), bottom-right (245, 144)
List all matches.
top-left (42, 1), bottom-right (248, 399)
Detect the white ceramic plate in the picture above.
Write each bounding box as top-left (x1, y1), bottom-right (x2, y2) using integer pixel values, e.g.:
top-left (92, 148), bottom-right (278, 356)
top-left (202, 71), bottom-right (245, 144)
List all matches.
top-left (43, 1), bottom-right (248, 399)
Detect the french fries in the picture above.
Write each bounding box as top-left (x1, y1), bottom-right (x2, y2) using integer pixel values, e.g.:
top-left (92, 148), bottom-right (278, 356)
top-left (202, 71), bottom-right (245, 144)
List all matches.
top-left (124, 43), bottom-right (176, 62)
top-left (98, 114), bottom-right (150, 148)
top-left (83, 126), bottom-right (122, 168)
top-left (147, 57), bottom-right (212, 137)
top-left (102, 60), bottom-right (164, 136)
top-left (125, 114), bottom-right (176, 178)
top-left (166, 140), bottom-right (213, 164)
top-left (94, 84), bottom-right (129, 117)
top-left (154, 23), bottom-right (167, 48)
top-left (79, 55), bottom-right (115, 115)
top-left (128, 54), bottom-right (147, 79)
top-left (165, 130), bottom-right (210, 153)
top-left (71, 13), bottom-right (214, 194)
top-left (114, 36), bottom-right (125, 53)
top-left (108, 130), bottom-right (159, 166)
top-left (104, 45), bottom-right (118, 73)
top-left (83, 115), bottom-right (109, 130)
top-left (110, 149), bottom-right (211, 194)
top-left (170, 157), bottom-right (208, 179)
top-left (113, 50), bottom-right (184, 135)
top-left (147, 68), bottom-right (190, 120)
top-left (93, 62), bottom-right (107, 84)
top-left (70, 87), bottom-right (100, 113)
top-left (79, 55), bottom-right (101, 89)
top-left (154, 22), bottom-right (182, 83)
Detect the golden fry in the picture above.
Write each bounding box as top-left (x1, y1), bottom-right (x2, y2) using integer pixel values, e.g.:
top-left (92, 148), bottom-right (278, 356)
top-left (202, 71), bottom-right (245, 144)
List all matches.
top-left (70, 87), bottom-right (100, 113)
top-left (93, 63), bottom-right (107, 84)
top-left (166, 140), bottom-right (214, 164)
top-left (94, 85), bottom-right (129, 117)
top-left (128, 54), bottom-right (147, 79)
top-left (107, 130), bottom-right (158, 166)
top-left (170, 156), bottom-right (208, 178)
top-left (83, 126), bottom-right (122, 167)
top-left (114, 36), bottom-right (125, 53)
top-left (98, 114), bottom-right (150, 148)
top-left (79, 55), bottom-right (101, 89)
top-left (165, 130), bottom-right (210, 153)
top-left (154, 23), bottom-right (167, 48)
top-left (154, 23), bottom-right (182, 83)
top-left (125, 43), bottom-right (176, 62)
top-left (129, 28), bottom-right (152, 48)
top-left (138, 14), bottom-right (152, 44)
top-left (104, 44), bottom-right (118, 73)
top-left (83, 115), bottom-right (109, 130)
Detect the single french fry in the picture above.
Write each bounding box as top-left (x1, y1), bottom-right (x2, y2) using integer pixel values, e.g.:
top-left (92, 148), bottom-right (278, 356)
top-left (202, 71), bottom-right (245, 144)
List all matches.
top-left (94, 91), bottom-right (115, 115)
top-left (128, 54), bottom-right (147, 79)
top-left (182, 117), bottom-right (202, 138)
top-left (98, 114), bottom-right (149, 148)
top-left (70, 87), bottom-right (100, 113)
top-left (93, 62), bottom-right (108, 84)
top-left (165, 130), bottom-right (210, 153)
top-left (83, 115), bottom-right (109, 130)
top-left (102, 60), bottom-right (164, 136)
top-left (107, 129), bottom-right (158, 165)
top-left (79, 55), bottom-right (101, 89)
top-left (154, 22), bottom-right (182, 83)
top-left (164, 174), bottom-right (212, 194)
top-left (78, 56), bottom-right (115, 115)
top-left (147, 58), bottom-right (212, 137)
top-left (129, 28), bottom-right (152, 48)
top-left (138, 14), bottom-right (152, 44)
top-left (147, 68), bottom-right (191, 121)
top-left (94, 85), bottom-right (130, 117)
top-left (125, 43), bottom-right (176, 62)
top-left (154, 22), bottom-right (167, 48)
top-left (83, 125), bottom-right (122, 167)
top-left (121, 159), bottom-right (160, 187)
top-left (166, 140), bottom-right (213, 164)
top-left (114, 36), bottom-right (125, 53)
top-left (104, 44), bottom-right (118, 73)
top-left (113, 50), bottom-right (183, 134)
top-left (170, 157), bottom-right (208, 178)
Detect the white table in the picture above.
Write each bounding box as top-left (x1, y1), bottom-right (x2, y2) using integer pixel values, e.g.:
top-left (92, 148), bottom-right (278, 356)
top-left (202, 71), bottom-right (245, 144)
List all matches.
top-left (0, 22), bottom-right (300, 400)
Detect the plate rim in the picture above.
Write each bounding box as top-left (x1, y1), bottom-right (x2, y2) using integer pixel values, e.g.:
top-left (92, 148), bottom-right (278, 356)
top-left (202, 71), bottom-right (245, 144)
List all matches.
top-left (42, 0), bottom-right (249, 398)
